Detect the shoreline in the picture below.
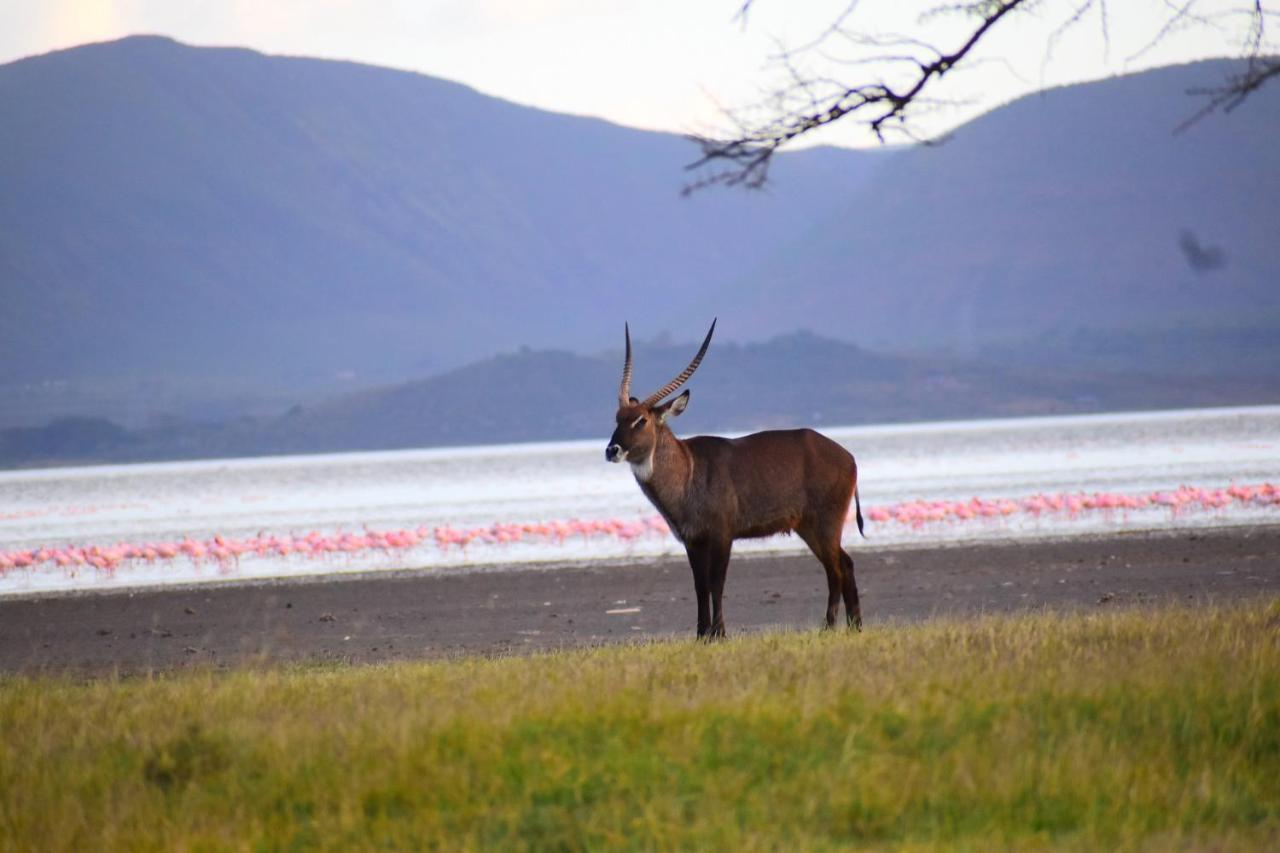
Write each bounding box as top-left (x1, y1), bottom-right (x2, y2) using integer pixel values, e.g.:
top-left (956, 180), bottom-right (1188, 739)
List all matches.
top-left (2, 517), bottom-right (1276, 603)
top-left (2, 524), bottom-right (1278, 675)
top-left (2, 507), bottom-right (1280, 601)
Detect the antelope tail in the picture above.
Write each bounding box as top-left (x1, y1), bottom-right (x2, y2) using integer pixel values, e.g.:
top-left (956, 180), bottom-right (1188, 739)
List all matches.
top-left (854, 482), bottom-right (866, 539)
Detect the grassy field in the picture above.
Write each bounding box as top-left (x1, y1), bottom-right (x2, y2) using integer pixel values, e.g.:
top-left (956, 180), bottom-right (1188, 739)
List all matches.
top-left (2, 601), bottom-right (1278, 851)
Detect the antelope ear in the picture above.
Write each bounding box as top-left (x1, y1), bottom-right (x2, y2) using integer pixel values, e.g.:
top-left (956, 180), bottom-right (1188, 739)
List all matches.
top-left (655, 389), bottom-right (690, 423)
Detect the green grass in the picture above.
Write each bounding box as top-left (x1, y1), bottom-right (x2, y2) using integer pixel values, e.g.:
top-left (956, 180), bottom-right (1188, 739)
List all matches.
top-left (2, 601), bottom-right (1279, 851)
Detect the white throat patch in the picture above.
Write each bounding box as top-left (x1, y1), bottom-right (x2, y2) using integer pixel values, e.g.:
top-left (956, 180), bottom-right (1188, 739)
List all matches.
top-left (629, 450), bottom-right (655, 483)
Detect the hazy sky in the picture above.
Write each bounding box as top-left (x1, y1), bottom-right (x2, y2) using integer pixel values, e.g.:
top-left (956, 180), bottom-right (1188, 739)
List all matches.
top-left (1, 1), bottom-right (1270, 146)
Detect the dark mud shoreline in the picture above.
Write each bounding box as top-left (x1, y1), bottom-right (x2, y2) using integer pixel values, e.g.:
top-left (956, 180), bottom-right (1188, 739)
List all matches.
top-left (2, 525), bottom-right (1278, 675)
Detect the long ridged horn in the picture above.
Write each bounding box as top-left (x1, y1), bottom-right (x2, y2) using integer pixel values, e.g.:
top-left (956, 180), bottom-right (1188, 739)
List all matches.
top-left (618, 322), bottom-right (633, 406)
top-left (641, 319), bottom-right (716, 408)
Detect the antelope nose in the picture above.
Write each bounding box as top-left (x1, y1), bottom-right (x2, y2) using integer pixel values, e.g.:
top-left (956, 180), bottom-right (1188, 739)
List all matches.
top-left (605, 444), bottom-right (621, 462)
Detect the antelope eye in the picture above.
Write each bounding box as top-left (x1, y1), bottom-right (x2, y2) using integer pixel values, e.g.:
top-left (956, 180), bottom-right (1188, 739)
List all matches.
top-left (632, 416), bottom-right (647, 429)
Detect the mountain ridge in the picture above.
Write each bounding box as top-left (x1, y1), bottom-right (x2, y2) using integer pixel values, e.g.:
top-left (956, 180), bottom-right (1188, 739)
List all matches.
top-left (707, 58), bottom-right (1280, 352)
top-left (4, 326), bottom-right (1275, 468)
top-left (2, 38), bottom-right (1276, 448)
top-left (0, 35), bottom-right (879, 393)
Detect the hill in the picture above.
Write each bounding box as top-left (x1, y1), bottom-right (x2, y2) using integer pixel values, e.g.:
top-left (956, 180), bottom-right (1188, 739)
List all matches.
top-left (4, 330), bottom-right (1274, 467)
top-left (708, 60), bottom-right (1280, 355)
top-left (1, 39), bottom-right (1276, 456)
top-left (0, 36), bottom-right (877, 422)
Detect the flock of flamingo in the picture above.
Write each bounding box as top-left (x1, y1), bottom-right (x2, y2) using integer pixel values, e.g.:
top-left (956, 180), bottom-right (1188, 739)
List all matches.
top-left (2, 482), bottom-right (1277, 577)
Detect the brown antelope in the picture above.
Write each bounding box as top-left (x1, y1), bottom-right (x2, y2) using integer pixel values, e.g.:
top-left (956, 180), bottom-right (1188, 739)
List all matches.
top-left (606, 320), bottom-right (866, 638)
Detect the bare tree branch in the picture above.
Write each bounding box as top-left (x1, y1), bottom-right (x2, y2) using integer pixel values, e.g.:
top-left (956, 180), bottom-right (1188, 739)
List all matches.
top-left (1127, 0), bottom-right (1202, 63)
top-left (1178, 0), bottom-right (1277, 129)
top-left (1179, 54), bottom-right (1280, 129)
top-left (690, 0), bottom-right (1277, 192)
top-left (687, 0), bottom-right (1033, 192)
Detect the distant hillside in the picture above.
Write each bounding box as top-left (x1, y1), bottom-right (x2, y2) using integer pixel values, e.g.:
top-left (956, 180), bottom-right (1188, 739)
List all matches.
top-left (0, 36), bottom-right (877, 405)
top-left (709, 60), bottom-right (1280, 354)
top-left (2, 39), bottom-right (1276, 446)
top-left (273, 331), bottom-right (1277, 453)
top-left (4, 330), bottom-right (1274, 467)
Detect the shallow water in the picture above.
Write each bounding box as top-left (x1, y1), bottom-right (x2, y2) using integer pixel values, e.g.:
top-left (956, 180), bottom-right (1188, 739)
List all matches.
top-left (2, 405), bottom-right (1278, 595)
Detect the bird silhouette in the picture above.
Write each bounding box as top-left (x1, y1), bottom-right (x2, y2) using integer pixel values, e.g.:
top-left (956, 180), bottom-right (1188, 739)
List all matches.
top-left (1178, 230), bottom-right (1227, 273)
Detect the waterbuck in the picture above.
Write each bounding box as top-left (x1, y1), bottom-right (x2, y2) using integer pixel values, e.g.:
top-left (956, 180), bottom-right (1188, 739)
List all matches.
top-left (606, 320), bottom-right (866, 638)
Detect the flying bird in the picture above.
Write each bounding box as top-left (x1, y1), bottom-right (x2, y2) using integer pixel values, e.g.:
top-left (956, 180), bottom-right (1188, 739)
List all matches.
top-left (1178, 230), bottom-right (1227, 273)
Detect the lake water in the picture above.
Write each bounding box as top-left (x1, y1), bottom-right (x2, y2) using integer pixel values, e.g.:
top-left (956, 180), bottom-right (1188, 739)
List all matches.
top-left (1, 405), bottom-right (1278, 596)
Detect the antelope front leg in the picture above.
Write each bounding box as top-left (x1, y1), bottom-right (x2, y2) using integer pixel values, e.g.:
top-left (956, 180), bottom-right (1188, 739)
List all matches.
top-left (686, 543), bottom-right (712, 638)
top-left (707, 539), bottom-right (732, 638)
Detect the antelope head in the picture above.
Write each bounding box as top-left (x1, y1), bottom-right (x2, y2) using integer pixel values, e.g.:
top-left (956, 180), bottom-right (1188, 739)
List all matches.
top-left (606, 320), bottom-right (716, 473)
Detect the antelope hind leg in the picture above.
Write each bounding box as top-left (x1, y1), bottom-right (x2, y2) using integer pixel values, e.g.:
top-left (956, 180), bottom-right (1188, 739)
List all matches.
top-left (840, 550), bottom-right (862, 631)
